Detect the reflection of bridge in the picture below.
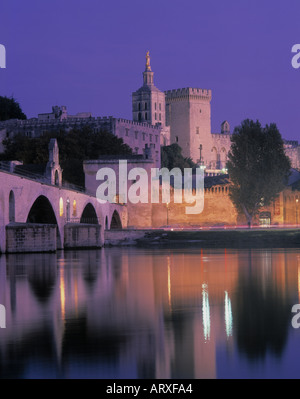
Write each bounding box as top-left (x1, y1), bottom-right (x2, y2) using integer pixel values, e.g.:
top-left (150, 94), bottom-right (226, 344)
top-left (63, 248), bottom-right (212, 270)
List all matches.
top-left (0, 166), bottom-right (126, 253)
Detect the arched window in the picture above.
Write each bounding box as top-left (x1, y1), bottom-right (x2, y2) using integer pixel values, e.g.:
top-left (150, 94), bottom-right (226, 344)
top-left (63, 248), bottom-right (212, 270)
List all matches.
top-left (211, 147), bottom-right (218, 169)
top-left (9, 190), bottom-right (15, 222)
top-left (73, 200), bottom-right (77, 217)
top-left (59, 197), bottom-right (64, 217)
top-left (55, 170), bottom-right (59, 186)
top-left (220, 148), bottom-right (227, 169)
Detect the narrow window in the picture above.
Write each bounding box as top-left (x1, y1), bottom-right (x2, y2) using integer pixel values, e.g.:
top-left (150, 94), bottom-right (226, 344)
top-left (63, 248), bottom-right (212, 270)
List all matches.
top-left (55, 170), bottom-right (59, 186)
top-left (66, 198), bottom-right (70, 221)
top-left (59, 198), bottom-right (64, 217)
top-left (73, 200), bottom-right (77, 216)
top-left (9, 191), bottom-right (15, 222)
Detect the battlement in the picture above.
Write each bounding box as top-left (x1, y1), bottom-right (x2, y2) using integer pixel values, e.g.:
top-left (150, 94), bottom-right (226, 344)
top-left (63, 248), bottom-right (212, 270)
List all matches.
top-left (284, 139), bottom-right (299, 148)
top-left (116, 118), bottom-right (161, 130)
top-left (0, 115), bottom-right (162, 131)
top-left (0, 117), bottom-right (97, 129)
top-left (211, 132), bottom-right (231, 138)
top-left (165, 87), bottom-right (212, 100)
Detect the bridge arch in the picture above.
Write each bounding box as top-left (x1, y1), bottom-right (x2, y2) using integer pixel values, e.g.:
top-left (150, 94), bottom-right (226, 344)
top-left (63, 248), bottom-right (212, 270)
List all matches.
top-left (26, 195), bottom-right (62, 248)
top-left (9, 190), bottom-right (15, 222)
top-left (80, 203), bottom-right (98, 224)
top-left (110, 210), bottom-right (122, 230)
top-left (27, 195), bottom-right (57, 224)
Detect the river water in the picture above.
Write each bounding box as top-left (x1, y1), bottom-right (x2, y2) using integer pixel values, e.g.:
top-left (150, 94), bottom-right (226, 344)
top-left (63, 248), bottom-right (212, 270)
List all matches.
top-left (1, 246), bottom-right (300, 379)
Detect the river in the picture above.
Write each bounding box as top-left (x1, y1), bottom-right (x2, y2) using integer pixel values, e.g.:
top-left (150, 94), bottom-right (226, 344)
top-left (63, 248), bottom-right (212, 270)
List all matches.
top-left (1, 246), bottom-right (300, 379)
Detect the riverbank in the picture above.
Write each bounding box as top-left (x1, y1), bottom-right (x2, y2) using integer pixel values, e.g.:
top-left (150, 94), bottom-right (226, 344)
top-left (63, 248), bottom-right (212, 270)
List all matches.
top-left (123, 228), bottom-right (300, 248)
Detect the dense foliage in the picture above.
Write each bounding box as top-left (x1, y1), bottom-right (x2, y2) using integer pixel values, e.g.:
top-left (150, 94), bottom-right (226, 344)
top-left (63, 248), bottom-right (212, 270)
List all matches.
top-left (227, 119), bottom-right (291, 226)
top-left (161, 143), bottom-right (196, 171)
top-left (0, 96), bottom-right (27, 121)
top-left (0, 127), bottom-right (133, 186)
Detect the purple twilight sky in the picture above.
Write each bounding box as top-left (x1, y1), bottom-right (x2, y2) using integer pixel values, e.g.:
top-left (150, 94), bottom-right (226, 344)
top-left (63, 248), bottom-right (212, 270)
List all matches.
top-left (0, 0), bottom-right (300, 141)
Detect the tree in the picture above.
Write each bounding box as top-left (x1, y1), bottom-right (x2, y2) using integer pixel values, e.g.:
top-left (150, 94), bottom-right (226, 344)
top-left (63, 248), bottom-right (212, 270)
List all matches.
top-left (227, 119), bottom-right (291, 227)
top-left (161, 143), bottom-right (196, 171)
top-left (0, 127), bottom-right (133, 186)
top-left (0, 96), bottom-right (27, 121)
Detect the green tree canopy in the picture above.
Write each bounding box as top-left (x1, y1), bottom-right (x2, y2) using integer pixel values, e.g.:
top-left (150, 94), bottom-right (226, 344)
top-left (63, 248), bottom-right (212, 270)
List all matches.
top-left (0, 96), bottom-right (27, 121)
top-left (0, 127), bottom-right (133, 186)
top-left (227, 119), bottom-right (291, 226)
top-left (161, 143), bottom-right (196, 171)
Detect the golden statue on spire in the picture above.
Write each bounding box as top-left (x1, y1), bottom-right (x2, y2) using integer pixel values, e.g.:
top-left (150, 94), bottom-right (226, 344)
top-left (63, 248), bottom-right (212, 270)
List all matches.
top-left (145, 51), bottom-right (151, 71)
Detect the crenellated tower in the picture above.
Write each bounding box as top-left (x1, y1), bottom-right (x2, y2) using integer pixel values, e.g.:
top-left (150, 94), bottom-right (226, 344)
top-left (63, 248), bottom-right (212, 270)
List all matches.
top-left (165, 87), bottom-right (212, 166)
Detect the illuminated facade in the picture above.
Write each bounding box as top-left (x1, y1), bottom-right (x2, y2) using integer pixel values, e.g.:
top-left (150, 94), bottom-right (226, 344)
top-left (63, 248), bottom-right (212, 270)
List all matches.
top-left (0, 52), bottom-right (299, 173)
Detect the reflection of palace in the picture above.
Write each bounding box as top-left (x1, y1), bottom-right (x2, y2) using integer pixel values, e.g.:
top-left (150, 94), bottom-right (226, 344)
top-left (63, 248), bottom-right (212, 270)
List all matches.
top-left (0, 248), bottom-right (298, 378)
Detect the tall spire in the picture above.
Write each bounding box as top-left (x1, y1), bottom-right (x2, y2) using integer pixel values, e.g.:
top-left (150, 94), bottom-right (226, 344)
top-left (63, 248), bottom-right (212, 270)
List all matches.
top-left (145, 51), bottom-right (151, 72)
top-left (143, 51), bottom-right (154, 86)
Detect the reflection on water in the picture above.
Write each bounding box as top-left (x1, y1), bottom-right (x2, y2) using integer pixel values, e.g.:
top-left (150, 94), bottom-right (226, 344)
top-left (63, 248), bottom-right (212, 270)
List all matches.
top-left (1, 247), bottom-right (300, 378)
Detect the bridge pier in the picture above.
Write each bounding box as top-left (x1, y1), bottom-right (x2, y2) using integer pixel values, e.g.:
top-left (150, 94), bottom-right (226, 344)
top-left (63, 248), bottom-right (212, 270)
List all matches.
top-left (0, 224), bottom-right (6, 254)
top-left (4, 222), bottom-right (104, 253)
top-left (6, 223), bottom-right (57, 253)
top-left (64, 223), bottom-right (103, 249)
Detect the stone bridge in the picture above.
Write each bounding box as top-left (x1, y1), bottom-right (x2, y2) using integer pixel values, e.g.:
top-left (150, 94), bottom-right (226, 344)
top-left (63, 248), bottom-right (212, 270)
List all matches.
top-left (0, 168), bottom-right (127, 253)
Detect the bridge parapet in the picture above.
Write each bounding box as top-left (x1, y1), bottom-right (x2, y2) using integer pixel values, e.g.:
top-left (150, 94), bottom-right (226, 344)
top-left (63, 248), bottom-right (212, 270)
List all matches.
top-left (0, 162), bottom-right (96, 196)
top-left (0, 161), bottom-right (51, 184)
